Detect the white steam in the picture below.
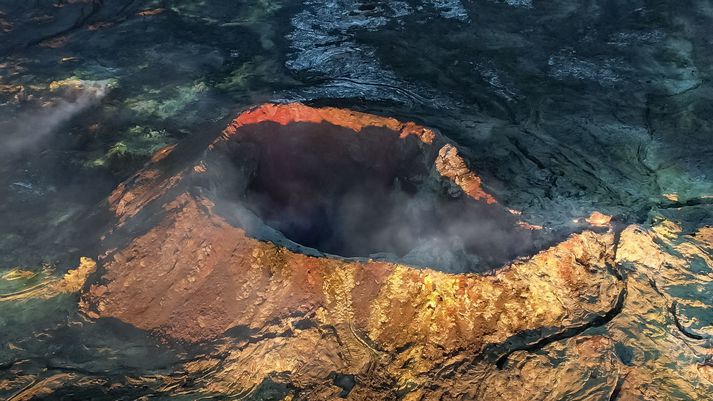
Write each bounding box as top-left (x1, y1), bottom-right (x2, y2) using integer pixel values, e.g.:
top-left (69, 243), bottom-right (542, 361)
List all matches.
top-left (0, 81), bottom-right (110, 156)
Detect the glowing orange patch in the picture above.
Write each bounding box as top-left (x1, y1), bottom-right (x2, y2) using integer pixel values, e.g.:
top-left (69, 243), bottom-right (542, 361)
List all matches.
top-left (223, 103), bottom-right (436, 144)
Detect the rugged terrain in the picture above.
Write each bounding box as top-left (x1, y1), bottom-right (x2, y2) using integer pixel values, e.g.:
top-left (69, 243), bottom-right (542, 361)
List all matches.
top-left (1, 1), bottom-right (713, 400)
top-left (1, 104), bottom-right (711, 400)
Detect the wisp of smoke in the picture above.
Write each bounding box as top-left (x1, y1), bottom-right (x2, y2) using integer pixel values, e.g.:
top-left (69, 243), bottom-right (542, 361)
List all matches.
top-left (200, 120), bottom-right (544, 274)
top-left (0, 81), bottom-right (110, 157)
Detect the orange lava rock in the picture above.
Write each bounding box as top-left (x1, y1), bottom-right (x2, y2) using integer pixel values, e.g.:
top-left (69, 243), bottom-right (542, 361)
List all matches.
top-left (663, 193), bottom-right (679, 202)
top-left (516, 220), bottom-right (544, 230)
top-left (435, 144), bottom-right (498, 204)
top-left (225, 103), bottom-right (436, 144)
top-left (83, 190), bottom-right (621, 344)
top-left (586, 211), bottom-right (612, 227)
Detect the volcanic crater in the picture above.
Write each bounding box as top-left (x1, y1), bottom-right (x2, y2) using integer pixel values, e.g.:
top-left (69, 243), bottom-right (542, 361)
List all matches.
top-left (78, 103), bottom-right (626, 397)
top-left (197, 106), bottom-right (538, 272)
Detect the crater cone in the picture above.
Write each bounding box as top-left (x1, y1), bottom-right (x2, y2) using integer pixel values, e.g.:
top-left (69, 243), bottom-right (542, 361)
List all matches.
top-left (81, 104), bottom-right (622, 399)
top-left (205, 108), bottom-right (536, 271)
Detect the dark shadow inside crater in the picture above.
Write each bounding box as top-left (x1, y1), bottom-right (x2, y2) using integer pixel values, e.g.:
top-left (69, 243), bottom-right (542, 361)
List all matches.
top-left (218, 121), bottom-right (538, 272)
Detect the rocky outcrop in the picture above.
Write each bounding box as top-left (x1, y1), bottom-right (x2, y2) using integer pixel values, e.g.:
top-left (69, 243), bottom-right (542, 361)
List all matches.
top-left (435, 144), bottom-right (498, 204)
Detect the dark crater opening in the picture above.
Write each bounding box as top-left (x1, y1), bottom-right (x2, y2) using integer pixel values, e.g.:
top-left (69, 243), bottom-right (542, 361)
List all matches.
top-left (215, 121), bottom-right (537, 272)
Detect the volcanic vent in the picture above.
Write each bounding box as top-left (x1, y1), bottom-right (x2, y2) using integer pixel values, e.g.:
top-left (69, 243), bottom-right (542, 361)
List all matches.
top-left (195, 104), bottom-right (537, 272)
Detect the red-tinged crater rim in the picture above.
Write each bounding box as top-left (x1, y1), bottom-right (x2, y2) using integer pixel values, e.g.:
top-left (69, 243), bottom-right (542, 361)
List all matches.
top-left (218, 102), bottom-right (437, 144)
top-left (214, 103), bottom-right (496, 204)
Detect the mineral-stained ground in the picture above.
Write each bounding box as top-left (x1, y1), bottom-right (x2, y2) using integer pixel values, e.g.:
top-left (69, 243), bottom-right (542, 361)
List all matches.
top-left (2, 1), bottom-right (713, 400)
